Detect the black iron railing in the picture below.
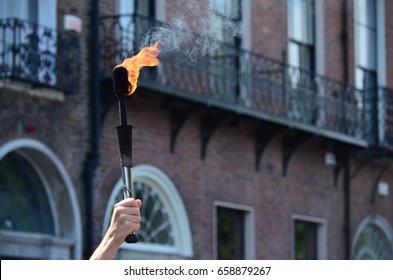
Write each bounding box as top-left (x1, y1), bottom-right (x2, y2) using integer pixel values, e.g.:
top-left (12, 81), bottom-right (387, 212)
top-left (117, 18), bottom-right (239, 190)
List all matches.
top-left (100, 14), bottom-right (393, 148)
top-left (380, 88), bottom-right (393, 148)
top-left (0, 18), bottom-right (79, 93)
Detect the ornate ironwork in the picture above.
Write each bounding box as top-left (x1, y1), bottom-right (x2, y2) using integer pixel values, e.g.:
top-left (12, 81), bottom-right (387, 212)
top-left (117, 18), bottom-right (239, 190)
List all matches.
top-left (380, 88), bottom-right (393, 149)
top-left (0, 18), bottom-right (80, 93)
top-left (100, 14), bottom-right (393, 148)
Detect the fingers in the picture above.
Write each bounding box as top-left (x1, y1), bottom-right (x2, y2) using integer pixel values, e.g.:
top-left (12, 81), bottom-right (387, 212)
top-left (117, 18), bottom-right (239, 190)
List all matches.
top-left (112, 198), bottom-right (142, 233)
top-left (116, 198), bottom-right (142, 208)
top-left (114, 205), bottom-right (140, 218)
top-left (116, 211), bottom-right (141, 231)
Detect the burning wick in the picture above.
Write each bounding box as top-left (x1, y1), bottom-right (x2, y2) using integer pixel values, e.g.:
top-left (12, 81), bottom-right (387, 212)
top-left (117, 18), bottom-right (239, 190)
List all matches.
top-left (112, 42), bottom-right (160, 244)
top-left (113, 41), bottom-right (160, 96)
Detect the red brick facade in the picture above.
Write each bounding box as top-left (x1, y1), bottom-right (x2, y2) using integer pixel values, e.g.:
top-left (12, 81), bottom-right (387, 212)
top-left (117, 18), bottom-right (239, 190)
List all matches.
top-left (91, 0), bottom-right (393, 260)
top-left (0, 0), bottom-right (392, 260)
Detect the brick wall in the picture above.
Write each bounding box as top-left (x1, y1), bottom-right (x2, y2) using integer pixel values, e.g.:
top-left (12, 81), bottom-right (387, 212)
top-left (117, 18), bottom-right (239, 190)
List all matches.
top-left (0, 0), bottom-right (91, 246)
top-left (92, 93), bottom-right (393, 259)
top-left (92, 0), bottom-right (393, 260)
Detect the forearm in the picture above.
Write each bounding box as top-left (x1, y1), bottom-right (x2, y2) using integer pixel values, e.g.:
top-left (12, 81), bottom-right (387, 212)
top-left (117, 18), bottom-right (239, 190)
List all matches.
top-left (89, 233), bottom-right (122, 260)
top-left (90, 198), bottom-right (142, 260)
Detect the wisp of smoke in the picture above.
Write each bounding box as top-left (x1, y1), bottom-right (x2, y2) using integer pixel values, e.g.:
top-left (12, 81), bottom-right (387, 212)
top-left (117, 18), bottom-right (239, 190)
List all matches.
top-left (139, 0), bottom-right (242, 62)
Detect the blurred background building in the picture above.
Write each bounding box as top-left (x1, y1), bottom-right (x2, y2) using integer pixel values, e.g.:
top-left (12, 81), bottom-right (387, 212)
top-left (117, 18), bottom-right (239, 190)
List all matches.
top-left (0, 0), bottom-right (392, 260)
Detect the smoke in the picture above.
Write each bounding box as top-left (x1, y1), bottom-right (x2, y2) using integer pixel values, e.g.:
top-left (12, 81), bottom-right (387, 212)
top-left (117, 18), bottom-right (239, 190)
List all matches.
top-left (139, 0), bottom-right (243, 62)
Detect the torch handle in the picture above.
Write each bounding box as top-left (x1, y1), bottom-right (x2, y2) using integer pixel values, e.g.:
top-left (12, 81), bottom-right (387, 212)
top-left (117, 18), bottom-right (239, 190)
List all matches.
top-left (116, 124), bottom-right (138, 244)
top-left (122, 166), bottom-right (138, 244)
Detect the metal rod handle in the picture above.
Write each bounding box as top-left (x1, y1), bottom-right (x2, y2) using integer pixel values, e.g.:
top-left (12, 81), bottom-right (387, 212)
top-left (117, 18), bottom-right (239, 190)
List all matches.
top-left (122, 166), bottom-right (138, 243)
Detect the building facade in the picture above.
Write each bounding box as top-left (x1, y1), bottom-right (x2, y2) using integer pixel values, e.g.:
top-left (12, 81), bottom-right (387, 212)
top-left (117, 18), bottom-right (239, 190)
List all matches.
top-left (0, 0), bottom-right (392, 260)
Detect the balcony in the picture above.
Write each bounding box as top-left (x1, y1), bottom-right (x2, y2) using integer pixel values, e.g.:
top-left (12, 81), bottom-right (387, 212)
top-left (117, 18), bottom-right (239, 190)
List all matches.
top-left (100, 14), bottom-right (393, 149)
top-left (0, 18), bottom-right (79, 93)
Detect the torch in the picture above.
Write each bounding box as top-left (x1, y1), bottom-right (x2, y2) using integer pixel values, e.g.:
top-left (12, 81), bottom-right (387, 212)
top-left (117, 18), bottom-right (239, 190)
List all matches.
top-left (111, 42), bottom-right (160, 244)
top-left (112, 66), bottom-right (138, 243)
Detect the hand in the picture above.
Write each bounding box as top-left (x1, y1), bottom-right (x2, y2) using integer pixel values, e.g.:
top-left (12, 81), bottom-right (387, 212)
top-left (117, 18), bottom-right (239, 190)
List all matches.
top-left (90, 198), bottom-right (142, 260)
top-left (109, 198), bottom-right (142, 246)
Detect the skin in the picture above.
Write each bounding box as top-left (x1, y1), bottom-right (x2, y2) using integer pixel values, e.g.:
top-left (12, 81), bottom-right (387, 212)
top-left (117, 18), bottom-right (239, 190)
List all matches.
top-left (90, 198), bottom-right (142, 260)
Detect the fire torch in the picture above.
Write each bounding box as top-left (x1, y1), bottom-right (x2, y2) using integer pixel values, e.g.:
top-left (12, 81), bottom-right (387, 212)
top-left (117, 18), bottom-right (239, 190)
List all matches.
top-left (111, 42), bottom-right (160, 243)
top-left (112, 66), bottom-right (138, 243)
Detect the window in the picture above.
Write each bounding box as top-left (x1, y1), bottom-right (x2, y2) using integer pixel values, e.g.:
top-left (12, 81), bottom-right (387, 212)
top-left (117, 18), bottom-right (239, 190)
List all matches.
top-left (287, 0), bottom-right (317, 124)
top-left (355, 0), bottom-right (377, 90)
top-left (213, 201), bottom-right (254, 259)
top-left (0, 139), bottom-right (82, 259)
top-left (104, 165), bottom-right (193, 259)
top-left (352, 215), bottom-right (393, 260)
top-left (111, 179), bottom-right (175, 245)
top-left (292, 215), bottom-right (326, 259)
top-left (209, 0), bottom-right (241, 45)
top-left (294, 220), bottom-right (317, 259)
top-left (288, 0), bottom-right (315, 77)
top-left (216, 207), bottom-right (244, 259)
top-left (117, 0), bottom-right (155, 58)
top-left (355, 0), bottom-right (380, 145)
top-left (209, 0), bottom-right (241, 102)
top-left (0, 152), bottom-right (55, 234)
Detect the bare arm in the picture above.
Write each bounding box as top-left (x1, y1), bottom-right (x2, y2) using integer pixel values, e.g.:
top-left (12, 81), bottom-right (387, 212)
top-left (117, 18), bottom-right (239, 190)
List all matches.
top-left (90, 198), bottom-right (142, 260)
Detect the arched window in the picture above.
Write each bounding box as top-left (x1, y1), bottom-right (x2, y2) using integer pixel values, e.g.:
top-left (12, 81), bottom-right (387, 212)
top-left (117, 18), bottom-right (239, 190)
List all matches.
top-left (104, 164), bottom-right (193, 259)
top-left (0, 152), bottom-right (55, 235)
top-left (0, 139), bottom-right (82, 259)
top-left (352, 215), bottom-right (393, 259)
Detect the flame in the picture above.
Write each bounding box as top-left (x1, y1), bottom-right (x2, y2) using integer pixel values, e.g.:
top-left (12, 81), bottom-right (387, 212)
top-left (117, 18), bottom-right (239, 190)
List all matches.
top-left (114, 42), bottom-right (160, 95)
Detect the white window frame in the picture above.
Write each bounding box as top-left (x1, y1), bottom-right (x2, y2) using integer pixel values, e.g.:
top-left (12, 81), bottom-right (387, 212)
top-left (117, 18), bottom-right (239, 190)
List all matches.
top-left (291, 214), bottom-right (327, 259)
top-left (212, 201), bottom-right (255, 259)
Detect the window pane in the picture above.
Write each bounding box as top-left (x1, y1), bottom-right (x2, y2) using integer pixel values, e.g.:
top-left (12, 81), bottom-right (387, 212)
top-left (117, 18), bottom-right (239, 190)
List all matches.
top-left (305, 0), bottom-right (314, 43)
top-left (209, 0), bottom-right (241, 44)
top-left (356, 0), bottom-right (376, 71)
top-left (118, 0), bottom-right (135, 14)
top-left (367, 0), bottom-right (376, 28)
top-left (357, 26), bottom-right (368, 68)
top-left (289, 0), bottom-right (314, 44)
top-left (290, 0), bottom-right (303, 41)
top-left (357, 0), bottom-right (368, 25)
top-left (0, 152), bottom-right (54, 234)
top-left (352, 224), bottom-right (393, 259)
top-left (368, 29), bottom-right (376, 69)
top-left (295, 220), bottom-right (317, 260)
top-left (289, 41), bottom-right (300, 68)
top-left (216, 206), bottom-right (244, 259)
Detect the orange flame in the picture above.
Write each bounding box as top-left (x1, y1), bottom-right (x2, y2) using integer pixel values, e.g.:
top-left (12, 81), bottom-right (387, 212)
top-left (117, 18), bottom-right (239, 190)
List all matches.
top-left (114, 42), bottom-right (160, 95)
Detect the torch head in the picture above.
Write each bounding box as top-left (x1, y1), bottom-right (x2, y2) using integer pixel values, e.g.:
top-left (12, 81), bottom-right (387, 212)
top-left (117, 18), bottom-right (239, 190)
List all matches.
top-left (112, 66), bottom-right (131, 97)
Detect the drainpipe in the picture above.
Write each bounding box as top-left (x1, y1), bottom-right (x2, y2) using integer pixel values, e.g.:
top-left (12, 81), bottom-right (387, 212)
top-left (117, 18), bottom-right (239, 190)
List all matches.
top-left (341, 0), bottom-right (351, 260)
top-left (82, 0), bottom-right (101, 259)
top-left (341, 0), bottom-right (349, 84)
top-left (343, 153), bottom-right (351, 259)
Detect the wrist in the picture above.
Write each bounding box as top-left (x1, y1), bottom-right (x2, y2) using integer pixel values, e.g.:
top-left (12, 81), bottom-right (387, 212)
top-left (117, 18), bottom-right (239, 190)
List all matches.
top-left (90, 232), bottom-right (122, 260)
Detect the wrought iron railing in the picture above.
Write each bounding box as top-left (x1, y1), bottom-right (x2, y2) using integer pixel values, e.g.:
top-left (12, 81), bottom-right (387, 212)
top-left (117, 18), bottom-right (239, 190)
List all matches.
top-left (380, 88), bottom-right (393, 148)
top-left (100, 14), bottom-right (393, 148)
top-left (0, 18), bottom-right (80, 93)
